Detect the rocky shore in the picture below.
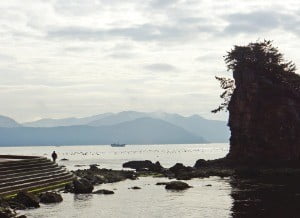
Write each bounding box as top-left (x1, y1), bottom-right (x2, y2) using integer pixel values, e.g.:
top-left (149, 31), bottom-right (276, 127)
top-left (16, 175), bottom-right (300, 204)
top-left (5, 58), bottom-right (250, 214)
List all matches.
top-left (0, 191), bottom-right (63, 218)
top-left (1, 157), bottom-right (300, 217)
top-left (66, 158), bottom-right (300, 194)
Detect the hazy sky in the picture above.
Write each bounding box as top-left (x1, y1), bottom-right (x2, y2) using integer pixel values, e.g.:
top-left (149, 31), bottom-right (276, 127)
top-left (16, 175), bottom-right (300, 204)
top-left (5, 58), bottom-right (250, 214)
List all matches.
top-left (0, 0), bottom-right (299, 122)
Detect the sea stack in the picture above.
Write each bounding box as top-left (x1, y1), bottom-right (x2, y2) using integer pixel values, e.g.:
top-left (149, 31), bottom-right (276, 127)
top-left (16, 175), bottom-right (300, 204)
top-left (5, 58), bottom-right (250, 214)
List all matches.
top-left (226, 41), bottom-right (300, 161)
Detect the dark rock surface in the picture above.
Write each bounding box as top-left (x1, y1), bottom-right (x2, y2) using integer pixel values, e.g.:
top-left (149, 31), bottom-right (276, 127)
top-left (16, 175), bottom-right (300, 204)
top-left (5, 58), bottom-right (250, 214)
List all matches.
top-left (93, 189), bottom-right (114, 195)
top-left (169, 163), bottom-right (192, 174)
top-left (73, 178), bottom-right (94, 194)
top-left (194, 159), bottom-right (207, 168)
top-left (39, 192), bottom-right (63, 204)
top-left (227, 46), bottom-right (300, 161)
top-left (130, 186), bottom-right (141, 190)
top-left (122, 160), bottom-right (163, 172)
top-left (165, 181), bottom-right (191, 190)
top-left (0, 208), bottom-right (25, 218)
top-left (156, 182), bottom-right (168, 186)
top-left (72, 165), bottom-right (137, 186)
top-left (12, 192), bottom-right (40, 209)
top-left (64, 183), bottom-right (75, 193)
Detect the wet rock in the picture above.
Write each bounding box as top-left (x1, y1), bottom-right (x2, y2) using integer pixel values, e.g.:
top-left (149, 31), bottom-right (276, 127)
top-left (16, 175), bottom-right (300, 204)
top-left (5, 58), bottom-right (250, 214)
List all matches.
top-left (130, 186), bottom-right (141, 190)
top-left (74, 165), bottom-right (86, 167)
top-left (0, 207), bottom-right (24, 218)
top-left (156, 182), bottom-right (168, 186)
top-left (12, 191), bottom-right (40, 209)
top-left (0, 197), bottom-right (9, 208)
top-left (39, 192), bottom-right (63, 204)
top-left (165, 181), bottom-right (192, 190)
top-left (7, 201), bottom-right (26, 210)
top-left (73, 178), bottom-right (94, 194)
top-left (65, 183), bottom-right (75, 193)
top-left (169, 163), bottom-right (193, 175)
top-left (123, 160), bottom-right (163, 172)
top-left (89, 164), bottom-right (100, 171)
top-left (73, 168), bottom-right (137, 185)
top-left (93, 175), bottom-right (106, 185)
top-left (93, 189), bottom-right (114, 195)
top-left (82, 174), bottom-right (104, 185)
top-left (175, 172), bottom-right (193, 180)
top-left (168, 163), bottom-right (194, 180)
top-left (235, 168), bottom-right (261, 178)
top-left (150, 161), bottom-right (164, 172)
top-left (194, 159), bottom-right (207, 168)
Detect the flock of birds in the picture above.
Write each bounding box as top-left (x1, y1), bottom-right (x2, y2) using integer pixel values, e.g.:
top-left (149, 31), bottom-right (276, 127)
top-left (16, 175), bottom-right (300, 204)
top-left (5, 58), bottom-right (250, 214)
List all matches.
top-left (41, 147), bottom-right (229, 157)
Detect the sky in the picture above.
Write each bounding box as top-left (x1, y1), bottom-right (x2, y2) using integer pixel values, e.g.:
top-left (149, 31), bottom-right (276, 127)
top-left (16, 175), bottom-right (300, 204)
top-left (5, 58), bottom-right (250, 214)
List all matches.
top-left (0, 0), bottom-right (299, 122)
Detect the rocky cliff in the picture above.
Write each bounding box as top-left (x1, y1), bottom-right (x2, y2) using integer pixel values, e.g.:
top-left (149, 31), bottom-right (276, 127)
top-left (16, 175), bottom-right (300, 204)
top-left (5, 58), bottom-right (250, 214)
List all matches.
top-left (226, 42), bottom-right (300, 161)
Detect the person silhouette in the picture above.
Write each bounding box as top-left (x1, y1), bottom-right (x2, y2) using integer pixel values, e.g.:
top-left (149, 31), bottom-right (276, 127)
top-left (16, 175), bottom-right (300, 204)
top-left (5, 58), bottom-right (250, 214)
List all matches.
top-left (52, 151), bottom-right (57, 162)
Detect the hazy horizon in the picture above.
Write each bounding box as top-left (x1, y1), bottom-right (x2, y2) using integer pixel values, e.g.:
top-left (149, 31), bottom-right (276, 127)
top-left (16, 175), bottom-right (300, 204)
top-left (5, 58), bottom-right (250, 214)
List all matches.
top-left (1, 110), bottom-right (227, 123)
top-left (0, 0), bottom-right (299, 123)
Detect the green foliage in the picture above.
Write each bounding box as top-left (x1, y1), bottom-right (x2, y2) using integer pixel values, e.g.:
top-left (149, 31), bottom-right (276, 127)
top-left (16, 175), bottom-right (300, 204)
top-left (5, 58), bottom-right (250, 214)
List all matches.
top-left (212, 40), bottom-right (299, 113)
top-left (211, 77), bottom-right (235, 113)
top-left (225, 40), bottom-right (296, 74)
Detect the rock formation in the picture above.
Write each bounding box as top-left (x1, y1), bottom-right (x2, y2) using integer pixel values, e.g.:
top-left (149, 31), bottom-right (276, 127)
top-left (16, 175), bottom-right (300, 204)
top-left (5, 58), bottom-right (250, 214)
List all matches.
top-left (225, 41), bottom-right (300, 161)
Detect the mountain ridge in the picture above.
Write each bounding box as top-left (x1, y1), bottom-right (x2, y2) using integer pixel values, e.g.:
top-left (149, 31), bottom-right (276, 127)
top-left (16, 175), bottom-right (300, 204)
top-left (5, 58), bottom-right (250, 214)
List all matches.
top-left (0, 117), bottom-right (206, 146)
top-left (0, 111), bottom-right (229, 144)
top-left (0, 115), bottom-right (21, 128)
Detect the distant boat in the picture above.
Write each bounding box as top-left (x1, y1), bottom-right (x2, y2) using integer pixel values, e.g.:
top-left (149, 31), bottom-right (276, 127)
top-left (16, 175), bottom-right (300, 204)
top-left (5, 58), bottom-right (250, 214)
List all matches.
top-left (111, 143), bottom-right (126, 147)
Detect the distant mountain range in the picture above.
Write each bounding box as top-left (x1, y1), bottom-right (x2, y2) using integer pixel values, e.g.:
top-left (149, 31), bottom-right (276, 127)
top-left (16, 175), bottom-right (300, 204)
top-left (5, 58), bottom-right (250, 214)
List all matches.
top-left (0, 111), bottom-right (230, 146)
top-left (0, 115), bottom-right (21, 128)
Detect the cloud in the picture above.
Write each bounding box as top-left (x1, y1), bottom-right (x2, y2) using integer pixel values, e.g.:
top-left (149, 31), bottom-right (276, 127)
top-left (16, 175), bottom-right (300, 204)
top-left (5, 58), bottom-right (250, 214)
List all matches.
top-left (47, 23), bottom-right (218, 43)
top-left (0, 0), bottom-right (299, 122)
top-left (223, 10), bottom-right (299, 35)
top-left (144, 63), bottom-right (178, 72)
top-left (150, 0), bottom-right (179, 9)
top-left (0, 54), bottom-right (16, 62)
top-left (108, 52), bottom-right (136, 59)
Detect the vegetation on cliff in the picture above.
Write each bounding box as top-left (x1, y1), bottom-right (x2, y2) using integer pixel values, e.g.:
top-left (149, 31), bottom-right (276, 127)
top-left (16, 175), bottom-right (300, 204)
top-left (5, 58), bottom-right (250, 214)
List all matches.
top-left (214, 40), bottom-right (300, 161)
top-left (213, 40), bottom-right (299, 113)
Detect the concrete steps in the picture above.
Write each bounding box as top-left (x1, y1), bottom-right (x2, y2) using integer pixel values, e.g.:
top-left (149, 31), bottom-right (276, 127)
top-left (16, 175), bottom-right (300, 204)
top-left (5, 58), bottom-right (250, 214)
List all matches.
top-left (0, 155), bottom-right (74, 198)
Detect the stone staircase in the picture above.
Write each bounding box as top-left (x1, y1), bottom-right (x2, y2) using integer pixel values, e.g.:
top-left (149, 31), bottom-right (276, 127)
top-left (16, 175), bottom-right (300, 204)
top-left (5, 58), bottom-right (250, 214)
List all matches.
top-left (0, 155), bottom-right (74, 198)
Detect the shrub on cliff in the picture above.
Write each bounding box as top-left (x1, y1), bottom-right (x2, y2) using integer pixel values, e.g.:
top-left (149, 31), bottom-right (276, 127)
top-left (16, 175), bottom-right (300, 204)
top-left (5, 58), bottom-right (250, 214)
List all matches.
top-left (213, 40), bottom-right (299, 113)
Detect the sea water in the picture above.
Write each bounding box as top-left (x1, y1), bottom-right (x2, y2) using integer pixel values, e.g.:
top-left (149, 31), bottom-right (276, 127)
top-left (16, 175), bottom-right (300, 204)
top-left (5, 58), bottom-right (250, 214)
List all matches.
top-left (1, 144), bottom-right (233, 218)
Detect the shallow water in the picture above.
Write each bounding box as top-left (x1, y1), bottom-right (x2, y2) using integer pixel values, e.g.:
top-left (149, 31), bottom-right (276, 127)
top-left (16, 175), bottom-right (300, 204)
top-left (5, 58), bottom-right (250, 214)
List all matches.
top-left (0, 144), bottom-right (229, 170)
top-left (2, 144), bottom-right (299, 218)
top-left (1, 144), bottom-right (233, 218)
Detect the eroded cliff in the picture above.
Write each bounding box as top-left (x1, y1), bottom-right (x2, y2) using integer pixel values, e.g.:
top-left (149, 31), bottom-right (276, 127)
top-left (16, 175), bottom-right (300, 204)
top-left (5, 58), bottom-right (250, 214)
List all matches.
top-left (225, 41), bottom-right (300, 161)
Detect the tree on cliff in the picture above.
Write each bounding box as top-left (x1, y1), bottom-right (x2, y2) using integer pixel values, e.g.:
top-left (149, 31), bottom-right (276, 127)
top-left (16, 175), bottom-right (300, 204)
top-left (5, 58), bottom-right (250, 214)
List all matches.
top-left (212, 40), bottom-right (298, 113)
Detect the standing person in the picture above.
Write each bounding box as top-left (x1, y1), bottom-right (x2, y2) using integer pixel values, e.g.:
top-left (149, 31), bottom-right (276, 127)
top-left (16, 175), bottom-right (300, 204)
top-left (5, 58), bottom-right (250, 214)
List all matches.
top-left (52, 151), bottom-right (57, 163)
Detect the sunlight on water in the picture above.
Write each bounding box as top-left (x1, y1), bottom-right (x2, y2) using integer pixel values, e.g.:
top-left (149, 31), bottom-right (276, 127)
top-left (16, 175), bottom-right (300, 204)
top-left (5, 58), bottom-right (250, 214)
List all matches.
top-left (1, 144), bottom-right (232, 218)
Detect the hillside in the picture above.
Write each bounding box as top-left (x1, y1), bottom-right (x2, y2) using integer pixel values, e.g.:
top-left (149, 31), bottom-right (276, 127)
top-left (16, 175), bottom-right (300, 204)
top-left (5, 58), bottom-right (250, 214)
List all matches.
top-left (0, 117), bottom-right (205, 146)
top-left (0, 115), bottom-right (21, 128)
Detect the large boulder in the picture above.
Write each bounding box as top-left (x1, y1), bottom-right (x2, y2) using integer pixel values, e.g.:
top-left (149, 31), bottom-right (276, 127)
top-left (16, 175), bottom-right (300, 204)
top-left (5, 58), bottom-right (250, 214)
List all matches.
top-left (123, 160), bottom-right (160, 170)
top-left (64, 183), bottom-right (75, 193)
top-left (39, 192), bottom-right (63, 204)
top-left (165, 181), bottom-right (192, 190)
top-left (194, 159), bottom-right (207, 168)
top-left (93, 189), bottom-right (114, 195)
top-left (0, 197), bottom-right (9, 208)
top-left (73, 178), bottom-right (94, 194)
top-left (0, 207), bottom-right (19, 218)
top-left (169, 163), bottom-right (193, 175)
top-left (12, 191), bottom-right (40, 209)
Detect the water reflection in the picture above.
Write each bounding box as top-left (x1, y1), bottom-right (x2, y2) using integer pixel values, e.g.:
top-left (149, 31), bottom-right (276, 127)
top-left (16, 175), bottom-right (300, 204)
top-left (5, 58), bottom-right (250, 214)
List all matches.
top-left (73, 194), bottom-right (93, 210)
top-left (230, 175), bottom-right (300, 217)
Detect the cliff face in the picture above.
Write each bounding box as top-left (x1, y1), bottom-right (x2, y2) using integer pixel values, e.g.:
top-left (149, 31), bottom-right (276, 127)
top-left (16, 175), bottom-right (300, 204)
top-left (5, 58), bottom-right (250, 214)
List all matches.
top-left (227, 68), bottom-right (300, 161)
